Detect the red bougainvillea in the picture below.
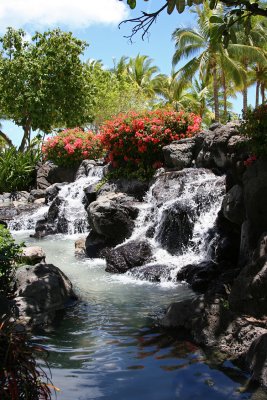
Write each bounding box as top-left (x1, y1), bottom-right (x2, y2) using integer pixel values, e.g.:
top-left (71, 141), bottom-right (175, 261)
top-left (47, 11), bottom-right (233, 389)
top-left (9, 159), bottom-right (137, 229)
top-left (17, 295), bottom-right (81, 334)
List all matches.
top-left (42, 128), bottom-right (103, 167)
top-left (99, 110), bottom-right (201, 173)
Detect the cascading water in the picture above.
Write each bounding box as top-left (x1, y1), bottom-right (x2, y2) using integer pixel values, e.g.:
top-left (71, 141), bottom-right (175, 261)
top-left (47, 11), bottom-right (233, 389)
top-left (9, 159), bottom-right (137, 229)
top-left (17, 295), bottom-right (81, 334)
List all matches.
top-left (126, 168), bottom-right (225, 282)
top-left (9, 165), bottom-right (104, 235)
top-left (56, 165), bottom-right (103, 235)
top-left (8, 204), bottom-right (49, 232)
top-left (10, 166), bottom-right (254, 400)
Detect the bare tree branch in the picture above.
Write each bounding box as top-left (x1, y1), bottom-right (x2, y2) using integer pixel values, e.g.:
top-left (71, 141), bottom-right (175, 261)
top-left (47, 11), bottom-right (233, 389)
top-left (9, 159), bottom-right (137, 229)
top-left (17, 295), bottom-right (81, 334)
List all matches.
top-left (118, 3), bottom-right (168, 41)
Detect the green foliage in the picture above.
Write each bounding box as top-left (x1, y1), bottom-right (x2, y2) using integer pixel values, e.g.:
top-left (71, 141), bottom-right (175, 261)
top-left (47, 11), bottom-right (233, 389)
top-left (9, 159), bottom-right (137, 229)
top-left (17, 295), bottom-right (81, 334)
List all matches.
top-left (0, 145), bottom-right (40, 193)
top-left (85, 59), bottom-right (150, 127)
top-left (120, 0), bottom-right (267, 42)
top-left (42, 128), bottom-right (104, 167)
top-left (0, 28), bottom-right (94, 151)
top-left (0, 224), bottom-right (22, 296)
top-left (239, 104), bottom-right (267, 157)
top-left (0, 317), bottom-right (53, 400)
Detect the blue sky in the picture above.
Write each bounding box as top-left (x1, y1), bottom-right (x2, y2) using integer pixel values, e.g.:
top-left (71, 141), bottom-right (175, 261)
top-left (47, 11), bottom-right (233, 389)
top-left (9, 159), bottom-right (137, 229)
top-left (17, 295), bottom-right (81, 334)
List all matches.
top-left (0, 0), bottom-right (253, 146)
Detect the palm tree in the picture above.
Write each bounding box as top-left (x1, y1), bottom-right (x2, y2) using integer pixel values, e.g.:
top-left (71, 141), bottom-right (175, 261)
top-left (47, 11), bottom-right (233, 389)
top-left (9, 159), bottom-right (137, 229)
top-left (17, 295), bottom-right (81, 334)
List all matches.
top-left (127, 54), bottom-right (161, 97)
top-left (227, 17), bottom-right (267, 113)
top-left (153, 70), bottom-right (193, 109)
top-left (172, 2), bottom-right (262, 121)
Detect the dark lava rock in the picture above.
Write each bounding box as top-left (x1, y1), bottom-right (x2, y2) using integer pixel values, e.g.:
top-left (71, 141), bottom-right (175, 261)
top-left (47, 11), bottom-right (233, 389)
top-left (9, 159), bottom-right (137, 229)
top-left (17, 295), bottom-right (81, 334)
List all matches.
top-left (222, 184), bottom-right (245, 226)
top-left (14, 263), bottom-right (78, 327)
top-left (176, 261), bottom-right (219, 292)
top-left (36, 161), bottom-right (78, 190)
top-left (85, 231), bottom-right (112, 258)
top-left (229, 255), bottom-right (267, 318)
top-left (162, 138), bottom-right (197, 170)
top-left (130, 264), bottom-right (169, 282)
top-left (28, 189), bottom-right (46, 203)
top-left (105, 240), bottom-right (153, 273)
top-left (45, 183), bottom-right (66, 204)
top-left (156, 202), bottom-right (194, 255)
top-left (98, 178), bottom-right (149, 201)
top-left (88, 192), bottom-right (139, 244)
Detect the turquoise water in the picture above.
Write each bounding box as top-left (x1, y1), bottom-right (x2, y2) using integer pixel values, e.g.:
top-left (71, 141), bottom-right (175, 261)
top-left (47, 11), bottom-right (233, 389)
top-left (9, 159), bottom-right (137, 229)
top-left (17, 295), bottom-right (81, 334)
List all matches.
top-left (15, 233), bottom-right (256, 400)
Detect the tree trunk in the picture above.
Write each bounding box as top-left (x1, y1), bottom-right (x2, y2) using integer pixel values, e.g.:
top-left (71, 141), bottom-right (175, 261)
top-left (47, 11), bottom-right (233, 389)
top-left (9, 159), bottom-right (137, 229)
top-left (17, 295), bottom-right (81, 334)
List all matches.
top-left (256, 81), bottom-right (260, 107)
top-left (222, 71), bottom-right (227, 119)
top-left (242, 87), bottom-right (248, 115)
top-left (0, 130), bottom-right (14, 147)
top-left (19, 119), bottom-right (31, 152)
top-left (261, 83), bottom-right (265, 104)
top-left (212, 67), bottom-right (220, 122)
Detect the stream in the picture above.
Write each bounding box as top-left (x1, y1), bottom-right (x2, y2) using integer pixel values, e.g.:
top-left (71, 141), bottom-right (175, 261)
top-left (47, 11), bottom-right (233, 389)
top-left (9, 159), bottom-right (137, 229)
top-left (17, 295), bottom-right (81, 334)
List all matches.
top-left (10, 165), bottom-right (258, 399)
top-left (13, 232), bottom-right (253, 400)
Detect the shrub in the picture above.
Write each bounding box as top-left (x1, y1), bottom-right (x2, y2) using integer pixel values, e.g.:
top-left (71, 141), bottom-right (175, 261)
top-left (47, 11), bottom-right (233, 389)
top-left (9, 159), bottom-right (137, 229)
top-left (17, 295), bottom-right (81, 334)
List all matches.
top-left (0, 146), bottom-right (40, 193)
top-left (0, 224), bottom-right (22, 297)
top-left (99, 109), bottom-right (201, 179)
top-left (0, 317), bottom-right (53, 400)
top-left (42, 128), bottom-right (104, 167)
top-left (239, 104), bottom-right (267, 157)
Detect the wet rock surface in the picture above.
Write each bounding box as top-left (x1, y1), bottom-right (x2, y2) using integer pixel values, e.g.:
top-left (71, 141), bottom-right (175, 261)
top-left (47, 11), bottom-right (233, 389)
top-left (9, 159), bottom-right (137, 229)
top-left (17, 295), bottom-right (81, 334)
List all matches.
top-left (88, 192), bottom-right (139, 245)
top-left (14, 263), bottom-right (78, 327)
top-left (105, 240), bottom-right (153, 273)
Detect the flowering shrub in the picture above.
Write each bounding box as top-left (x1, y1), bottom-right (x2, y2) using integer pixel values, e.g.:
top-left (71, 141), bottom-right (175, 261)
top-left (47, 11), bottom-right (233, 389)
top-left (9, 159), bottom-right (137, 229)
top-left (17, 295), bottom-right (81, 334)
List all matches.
top-left (99, 110), bottom-right (201, 178)
top-left (42, 128), bottom-right (104, 167)
top-left (239, 104), bottom-right (267, 157)
top-left (244, 154), bottom-right (257, 167)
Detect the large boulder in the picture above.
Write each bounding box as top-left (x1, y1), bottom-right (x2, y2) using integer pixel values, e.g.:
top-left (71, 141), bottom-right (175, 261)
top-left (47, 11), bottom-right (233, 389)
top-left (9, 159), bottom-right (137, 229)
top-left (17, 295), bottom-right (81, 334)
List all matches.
top-left (21, 246), bottom-right (46, 265)
top-left (162, 137), bottom-right (203, 170)
top-left (88, 192), bottom-right (139, 244)
top-left (222, 184), bottom-right (245, 225)
top-left (14, 263), bottom-right (78, 326)
top-left (98, 178), bottom-right (149, 201)
top-left (36, 161), bottom-right (78, 190)
top-left (196, 122), bottom-right (248, 171)
top-left (176, 261), bottom-right (220, 292)
top-left (229, 255), bottom-right (267, 318)
top-left (85, 231), bottom-right (111, 258)
top-left (156, 202), bottom-right (194, 255)
top-left (105, 239), bottom-right (153, 273)
top-left (243, 159), bottom-right (267, 248)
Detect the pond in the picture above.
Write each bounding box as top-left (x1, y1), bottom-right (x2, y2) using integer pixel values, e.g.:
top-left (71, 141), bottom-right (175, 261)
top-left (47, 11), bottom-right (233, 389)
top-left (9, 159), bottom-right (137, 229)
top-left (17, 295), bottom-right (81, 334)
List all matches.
top-left (14, 232), bottom-right (256, 400)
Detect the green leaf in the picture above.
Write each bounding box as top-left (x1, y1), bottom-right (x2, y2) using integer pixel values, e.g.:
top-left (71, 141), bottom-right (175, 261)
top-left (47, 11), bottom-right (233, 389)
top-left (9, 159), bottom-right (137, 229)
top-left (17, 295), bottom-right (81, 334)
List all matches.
top-left (187, 0), bottom-right (193, 5)
top-left (209, 0), bottom-right (217, 9)
top-left (193, 0), bottom-right (203, 4)
top-left (127, 0), bottom-right (136, 9)
top-left (167, 0), bottom-right (176, 14)
top-left (209, 16), bottom-right (223, 24)
top-left (176, 0), bottom-right (186, 14)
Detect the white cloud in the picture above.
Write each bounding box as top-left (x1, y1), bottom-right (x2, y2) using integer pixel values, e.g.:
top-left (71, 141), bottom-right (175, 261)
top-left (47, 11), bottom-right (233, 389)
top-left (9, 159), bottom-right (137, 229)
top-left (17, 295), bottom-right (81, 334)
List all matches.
top-left (0, 0), bottom-right (129, 32)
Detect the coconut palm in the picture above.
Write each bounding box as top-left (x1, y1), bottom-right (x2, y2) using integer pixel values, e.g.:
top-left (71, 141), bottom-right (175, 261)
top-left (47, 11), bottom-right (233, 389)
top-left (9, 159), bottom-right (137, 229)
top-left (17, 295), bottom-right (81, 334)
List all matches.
top-left (172, 2), bottom-right (265, 121)
top-left (227, 18), bottom-right (267, 112)
top-left (127, 54), bottom-right (161, 97)
top-left (153, 70), bottom-right (193, 109)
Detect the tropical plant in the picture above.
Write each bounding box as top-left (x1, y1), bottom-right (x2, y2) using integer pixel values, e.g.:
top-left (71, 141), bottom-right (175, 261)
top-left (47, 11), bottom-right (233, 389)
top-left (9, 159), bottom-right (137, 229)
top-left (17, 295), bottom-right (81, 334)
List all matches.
top-left (127, 54), bottom-right (161, 97)
top-left (239, 104), bottom-right (267, 157)
top-left (226, 17), bottom-right (267, 113)
top-left (85, 58), bottom-right (150, 127)
top-left (99, 109), bottom-right (201, 179)
top-left (0, 224), bottom-right (22, 296)
top-left (42, 128), bottom-right (104, 167)
top-left (0, 317), bottom-right (53, 400)
top-left (0, 28), bottom-right (94, 151)
top-left (0, 144), bottom-right (41, 193)
top-left (172, 2), bottom-right (247, 122)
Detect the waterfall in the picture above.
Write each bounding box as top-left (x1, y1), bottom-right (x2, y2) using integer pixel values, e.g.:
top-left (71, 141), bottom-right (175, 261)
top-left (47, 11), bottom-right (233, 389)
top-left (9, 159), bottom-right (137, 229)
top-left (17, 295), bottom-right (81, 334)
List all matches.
top-left (9, 164), bottom-right (104, 235)
top-left (8, 204), bottom-right (49, 232)
top-left (127, 168), bottom-right (225, 282)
